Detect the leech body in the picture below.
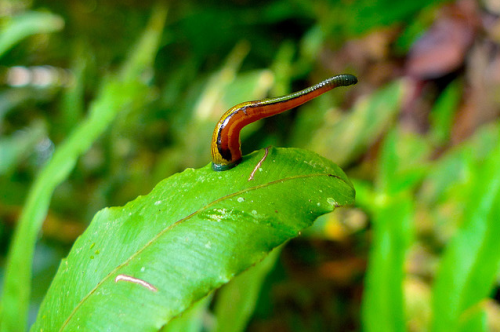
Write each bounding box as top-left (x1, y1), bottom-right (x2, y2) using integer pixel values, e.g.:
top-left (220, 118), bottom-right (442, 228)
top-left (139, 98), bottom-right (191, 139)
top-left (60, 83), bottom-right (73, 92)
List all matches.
top-left (211, 74), bottom-right (358, 171)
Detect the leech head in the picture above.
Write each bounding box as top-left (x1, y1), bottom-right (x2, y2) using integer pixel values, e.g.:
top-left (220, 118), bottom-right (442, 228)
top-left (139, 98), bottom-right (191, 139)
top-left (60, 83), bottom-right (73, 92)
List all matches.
top-left (210, 74), bottom-right (358, 171)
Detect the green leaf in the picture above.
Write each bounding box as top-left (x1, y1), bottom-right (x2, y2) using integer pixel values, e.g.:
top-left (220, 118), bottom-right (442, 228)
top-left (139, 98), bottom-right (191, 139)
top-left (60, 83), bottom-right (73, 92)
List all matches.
top-left (213, 245), bottom-right (282, 332)
top-left (378, 128), bottom-right (430, 195)
top-left (0, 11), bottom-right (64, 58)
top-left (418, 122), bottom-right (500, 209)
top-left (429, 80), bottom-right (461, 146)
top-left (0, 7), bottom-right (167, 332)
top-left (361, 193), bottom-right (414, 332)
top-left (430, 131), bottom-right (500, 332)
top-left (160, 294), bottom-right (212, 332)
top-left (458, 307), bottom-right (487, 332)
top-left (59, 42), bottom-right (88, 135)
top-left (31, 147), bottom-right (355, 331)
top-left (361, 127), bottom-right (419, 332)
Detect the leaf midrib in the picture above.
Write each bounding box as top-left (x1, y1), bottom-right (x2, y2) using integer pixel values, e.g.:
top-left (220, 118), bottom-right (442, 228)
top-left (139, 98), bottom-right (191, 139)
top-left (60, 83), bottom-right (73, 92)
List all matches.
top-left (59, 172), bottom-right (348, 331)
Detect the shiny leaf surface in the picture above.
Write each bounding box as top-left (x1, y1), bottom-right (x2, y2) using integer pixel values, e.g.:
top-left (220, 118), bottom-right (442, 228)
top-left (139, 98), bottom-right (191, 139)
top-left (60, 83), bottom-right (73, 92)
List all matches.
top-left (32, 147), bottom-right (355, 331)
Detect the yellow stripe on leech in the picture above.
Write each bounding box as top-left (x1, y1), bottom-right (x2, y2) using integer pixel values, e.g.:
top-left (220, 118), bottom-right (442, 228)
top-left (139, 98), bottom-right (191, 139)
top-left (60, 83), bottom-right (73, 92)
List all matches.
top-left (210, 74), bottom-right (358, 171)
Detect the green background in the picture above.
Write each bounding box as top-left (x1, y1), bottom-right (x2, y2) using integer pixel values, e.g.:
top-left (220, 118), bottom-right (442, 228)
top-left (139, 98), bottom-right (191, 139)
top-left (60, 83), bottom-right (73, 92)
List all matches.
top-left (1, 0), bottom-right (500, 331)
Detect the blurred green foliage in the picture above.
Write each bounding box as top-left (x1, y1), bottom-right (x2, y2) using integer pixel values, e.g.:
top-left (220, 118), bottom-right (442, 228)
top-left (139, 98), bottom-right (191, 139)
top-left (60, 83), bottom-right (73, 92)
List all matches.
top-left (1, 0), bottom-right (500, 331)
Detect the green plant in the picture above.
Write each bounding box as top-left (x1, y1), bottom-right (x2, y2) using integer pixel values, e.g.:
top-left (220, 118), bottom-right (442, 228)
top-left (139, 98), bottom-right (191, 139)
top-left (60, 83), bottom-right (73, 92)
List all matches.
top-left (0, 6), bottom-right (167, 331)
top-left (2, 1), bottom-right (500, 331)
top-left (31, 148), bottom-right (355, 330)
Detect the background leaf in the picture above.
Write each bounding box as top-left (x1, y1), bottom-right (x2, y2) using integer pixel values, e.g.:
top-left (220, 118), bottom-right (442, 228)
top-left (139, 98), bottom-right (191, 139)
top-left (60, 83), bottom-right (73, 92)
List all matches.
top-left (301, 80), bottom-right (405, 167)
top-left (0, 7), bottom-right (167, 331)
top-left (430, 132), bottom-right (500, 332)
top-left (359, 128), bottom-right (422, 332)
top-left (0, 11), bottom-right (64, 58)
top-left (213, 245), bottom-right (283, 332)
top-left (159, 294), bottom-right (212, 332)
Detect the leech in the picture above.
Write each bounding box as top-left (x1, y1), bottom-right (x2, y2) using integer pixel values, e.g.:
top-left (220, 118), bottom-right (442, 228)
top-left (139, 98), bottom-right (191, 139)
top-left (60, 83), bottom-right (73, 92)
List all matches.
top-left (115, 274), bottom-right (158, 292)
top-left (248, 147), bottom-right (269, 181)
top-left (210, 74), bottom-right (358, 171)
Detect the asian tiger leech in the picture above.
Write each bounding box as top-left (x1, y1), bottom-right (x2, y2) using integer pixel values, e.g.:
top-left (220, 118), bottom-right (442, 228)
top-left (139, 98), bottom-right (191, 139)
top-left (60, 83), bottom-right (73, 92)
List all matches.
top-left (211, 74), bottom-right (358, 171)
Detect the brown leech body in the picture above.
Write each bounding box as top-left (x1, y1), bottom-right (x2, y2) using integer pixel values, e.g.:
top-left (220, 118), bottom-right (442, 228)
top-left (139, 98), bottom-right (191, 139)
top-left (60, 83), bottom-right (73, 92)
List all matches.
top-left (211, 74), bottom-right (358, 171)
